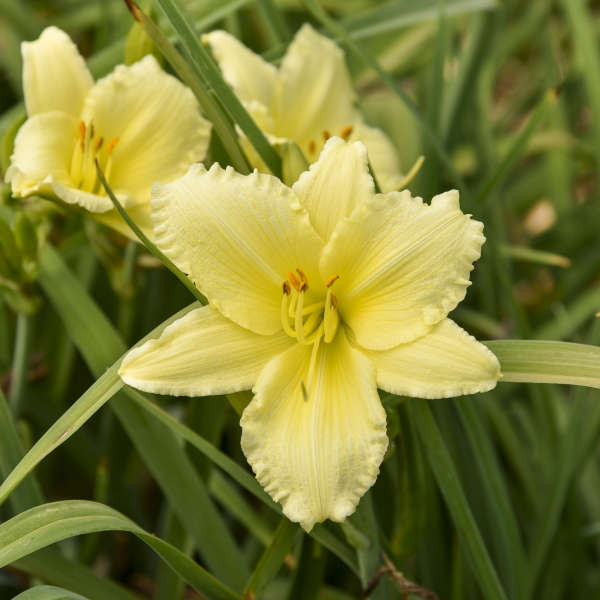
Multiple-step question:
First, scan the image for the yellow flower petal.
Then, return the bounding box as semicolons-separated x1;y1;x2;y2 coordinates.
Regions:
204;30;277;111
95;203;154;241
321;189;485;350
50;180;124;213
365;319;500;399
81;55;210;206
241;328;388;531
348;122;404;193
6;111;77;197
293;137;374;242
22;26;93;117
275;24;357;151
152;164;324;335
119;305;293;396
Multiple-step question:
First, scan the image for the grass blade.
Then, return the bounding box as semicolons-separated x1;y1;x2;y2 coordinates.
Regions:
151;0;282;176
410;400;508;600
37;246;249;589
342;0;498;40
244;518;298;597
128;5;251;174
14;551;139;600
485;340;600;388
0;365;123;508
13;585;89;600
0;501;242;600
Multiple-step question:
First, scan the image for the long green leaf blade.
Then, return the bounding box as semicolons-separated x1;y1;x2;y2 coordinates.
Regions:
0;501;241;600
484;340;600;388
410;400;508;600
153;0;282;176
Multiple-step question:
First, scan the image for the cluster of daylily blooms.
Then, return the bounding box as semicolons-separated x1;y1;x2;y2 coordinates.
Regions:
7;25;501;531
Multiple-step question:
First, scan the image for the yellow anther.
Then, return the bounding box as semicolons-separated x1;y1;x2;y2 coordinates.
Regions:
325;274;339;288
330;293;338;310
94;137;104;153
282;281;291;295
107;137;120;155
288;271;302;292
296;267;308;287
308;140;316;155
322;130;331;141
78;121;86;151
89;122;95;139
340;125;353;140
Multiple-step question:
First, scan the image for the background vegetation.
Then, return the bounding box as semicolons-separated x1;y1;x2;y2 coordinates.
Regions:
1;0;600;599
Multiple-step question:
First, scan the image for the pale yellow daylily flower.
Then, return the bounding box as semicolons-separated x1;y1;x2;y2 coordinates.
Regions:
6;26;211;237
119;138;500;531
204;24;404;191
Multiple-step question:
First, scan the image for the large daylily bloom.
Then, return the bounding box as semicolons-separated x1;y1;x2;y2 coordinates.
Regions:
6;26;211;237
119;138;500;530
204;24;404;191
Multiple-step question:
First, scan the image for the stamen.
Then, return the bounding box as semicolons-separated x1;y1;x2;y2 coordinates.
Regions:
94;137;104;153
107;137;120;155
340;125;353;140
308;140;316;155
304;324;324;400
288;290;297;318
89;122;95;139
325;274;339;288
288;271;302;292
296;267;308;285
295;289;306;344
322;130;331;141
280;287;296;338
104;138;120;184
323;288;340;343
78;121;86;152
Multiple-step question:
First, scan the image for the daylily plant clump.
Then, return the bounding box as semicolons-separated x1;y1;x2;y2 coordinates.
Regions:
120;138;500;530
4;23;501;532
6;27;211;237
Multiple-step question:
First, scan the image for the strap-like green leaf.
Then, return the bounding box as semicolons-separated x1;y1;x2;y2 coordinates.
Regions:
0;501;241;600
484;340;600;389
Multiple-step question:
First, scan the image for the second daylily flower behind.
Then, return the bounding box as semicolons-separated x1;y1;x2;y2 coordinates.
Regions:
119;138;500;531
6;26;211;237
204;24;405;191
